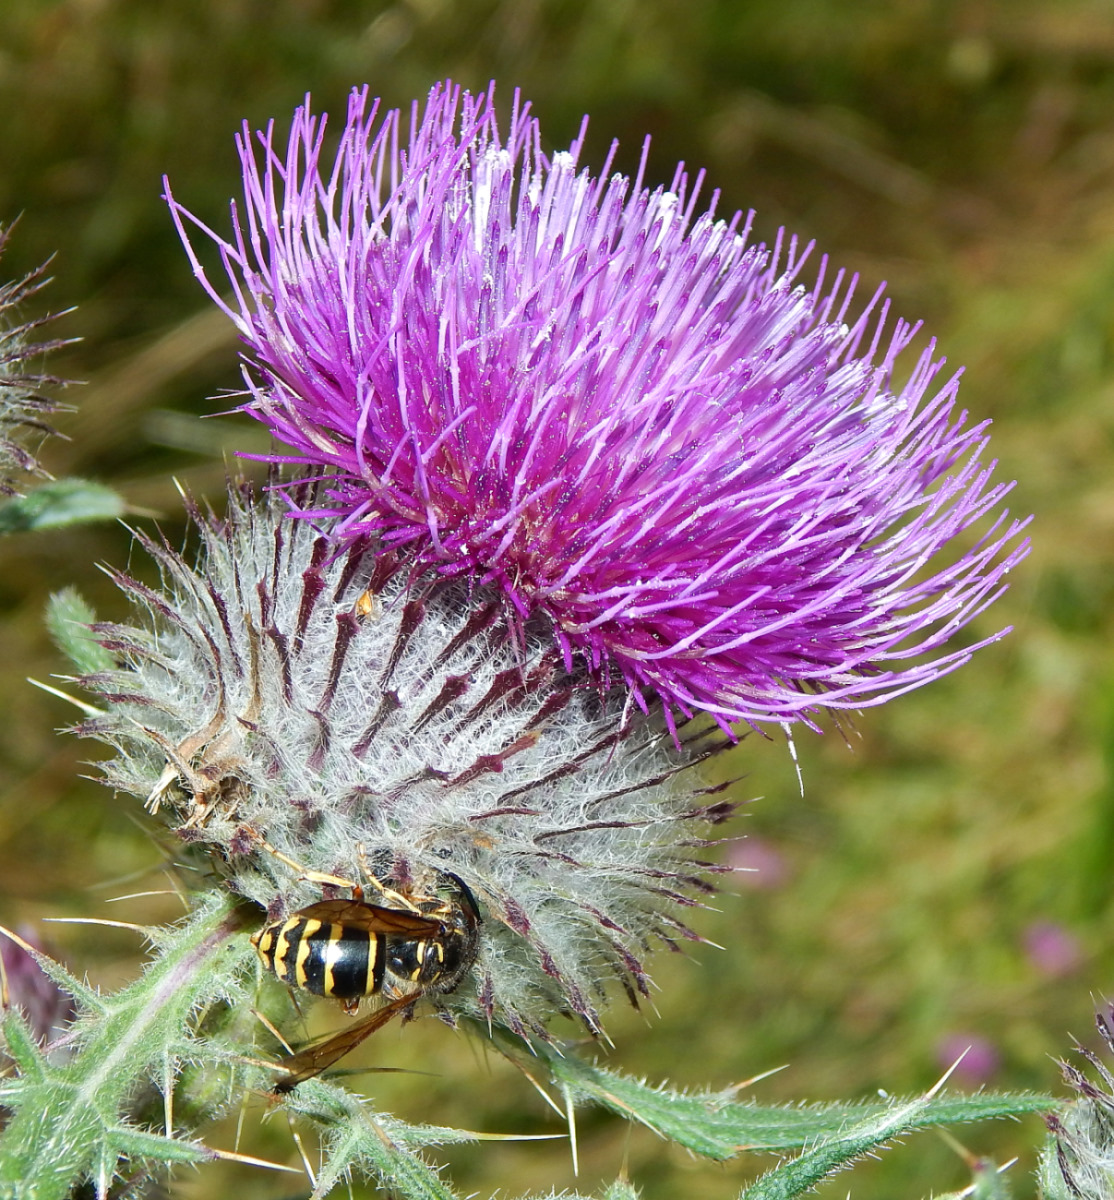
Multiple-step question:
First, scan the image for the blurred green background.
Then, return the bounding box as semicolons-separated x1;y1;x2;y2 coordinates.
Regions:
0;0;1109;1196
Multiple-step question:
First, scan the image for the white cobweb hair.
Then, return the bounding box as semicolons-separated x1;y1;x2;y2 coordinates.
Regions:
75;475;737;1038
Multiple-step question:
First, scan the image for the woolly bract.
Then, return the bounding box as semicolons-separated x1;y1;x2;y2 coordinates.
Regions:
0;228;66;494
167;82;1029;730
79;482;732;1036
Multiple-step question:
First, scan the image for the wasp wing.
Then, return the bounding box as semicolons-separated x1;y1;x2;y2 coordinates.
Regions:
272;992;417;1093
289;899;447;935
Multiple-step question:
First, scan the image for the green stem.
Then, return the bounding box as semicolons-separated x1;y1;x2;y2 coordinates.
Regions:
0;894;247;1200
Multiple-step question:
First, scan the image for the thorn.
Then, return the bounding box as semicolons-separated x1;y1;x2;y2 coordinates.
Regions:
231;1053;290;1075
286;1111;317;1186
163;867;192;913
163;1051;175;1139
42;917;153;935
724;1063;789;1092
0;923;47;962
26;677;103;717
782;722;805;797
926;1049;968;1098
935;1126;975;1166
105;890;179;903
457;1131;568;1142
564;1085;579;1177
234;1081;250;1154
206;1146;302;1173
505;1057;565;1119
252;1007;294;1056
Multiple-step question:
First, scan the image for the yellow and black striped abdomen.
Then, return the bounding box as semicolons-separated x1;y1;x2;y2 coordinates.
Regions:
254;916;385;1000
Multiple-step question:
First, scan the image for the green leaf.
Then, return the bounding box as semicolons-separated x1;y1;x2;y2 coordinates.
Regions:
0;924;105;1017
0;1010;46;1083
107;1126;210;1166
0;478;125;534
738;1091;937;1199
526;1039;1058;1163
1038;1129;1074;1200
282;1080;461;1200
0;895;250;1200
45;588;115;675
737;1094;1042;1200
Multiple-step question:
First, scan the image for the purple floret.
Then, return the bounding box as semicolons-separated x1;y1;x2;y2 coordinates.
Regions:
165;81;1029;732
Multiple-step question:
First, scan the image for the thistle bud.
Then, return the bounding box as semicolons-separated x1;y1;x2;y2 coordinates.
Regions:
0;228;67;494
78;479;733;1037
1046;1007;1114;1199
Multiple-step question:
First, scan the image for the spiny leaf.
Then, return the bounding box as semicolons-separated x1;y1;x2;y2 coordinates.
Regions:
0;923;105;1018
0;478;125;534
510;1188;639;1200
106;1126;210;1166
527;1038;1058;1163
0;895;249;1200
282;1079;460;1200
46;588;115;675
737;1094;1039;1200
0;1010;46;1083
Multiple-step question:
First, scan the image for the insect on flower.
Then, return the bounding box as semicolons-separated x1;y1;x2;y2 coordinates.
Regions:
252;858;481;1091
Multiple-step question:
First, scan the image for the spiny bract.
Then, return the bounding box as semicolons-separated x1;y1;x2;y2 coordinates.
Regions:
0;227;66;494
78;480;734;1038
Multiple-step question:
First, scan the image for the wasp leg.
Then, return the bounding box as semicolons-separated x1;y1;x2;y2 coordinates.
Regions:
249;832;358;890
354;843;421;912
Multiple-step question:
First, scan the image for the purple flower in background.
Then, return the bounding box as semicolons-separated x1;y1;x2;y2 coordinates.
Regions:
936;1033;1000;1085
725;836;791;890
1023;920;1084;978
166;81;1029;732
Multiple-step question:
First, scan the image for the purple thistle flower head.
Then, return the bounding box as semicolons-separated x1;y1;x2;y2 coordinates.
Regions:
165;81;1029;732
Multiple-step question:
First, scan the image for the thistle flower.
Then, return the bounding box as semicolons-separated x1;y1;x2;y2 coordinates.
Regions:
77;479;733;1038
166;81;1029;731
0;227;67;494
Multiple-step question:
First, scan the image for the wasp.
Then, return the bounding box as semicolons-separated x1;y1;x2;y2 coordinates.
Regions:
252;869;481;1092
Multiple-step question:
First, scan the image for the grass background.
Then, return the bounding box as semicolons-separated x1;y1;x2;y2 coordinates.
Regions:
0;1;1110;1196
